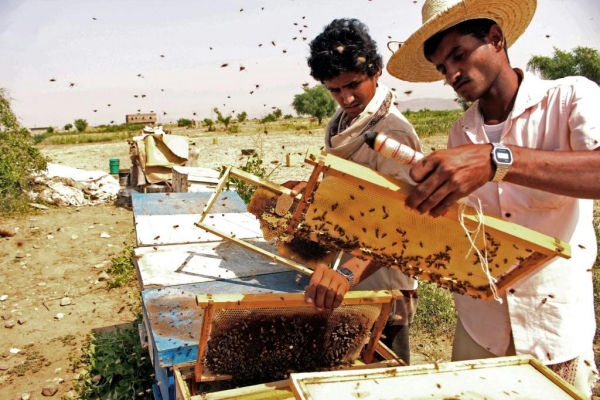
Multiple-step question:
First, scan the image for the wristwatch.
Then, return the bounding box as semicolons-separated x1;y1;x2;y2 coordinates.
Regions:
490;142;513;182
336;267;355;289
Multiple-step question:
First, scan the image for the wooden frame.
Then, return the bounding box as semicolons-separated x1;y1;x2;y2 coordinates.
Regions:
192;291;395;384
195;167;314;277
289;355;587;399
195;152;571;300
291;151;571;299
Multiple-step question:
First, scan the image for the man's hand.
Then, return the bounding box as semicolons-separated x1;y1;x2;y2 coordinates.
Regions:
305;263;349;310
281;180;307;196
405;144;494;217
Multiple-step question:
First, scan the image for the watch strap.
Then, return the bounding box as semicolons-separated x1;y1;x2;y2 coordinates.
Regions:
336;267;355;289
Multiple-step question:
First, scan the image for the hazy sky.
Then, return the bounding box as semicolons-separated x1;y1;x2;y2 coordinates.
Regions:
1;0;599;128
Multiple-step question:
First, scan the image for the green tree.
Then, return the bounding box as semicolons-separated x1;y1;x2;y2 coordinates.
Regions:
74;118;88;133
236;111;248;123
46;126;54;133
177;118;192;127
526;46;600;84
0;88;48;214
292;85;337;124
63;123;73;131
213;108;232;129
272;108;282;119
202;118;215;131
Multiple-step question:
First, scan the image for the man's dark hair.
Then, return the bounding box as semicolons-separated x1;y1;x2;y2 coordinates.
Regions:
423;18;508;61
308;18;382;82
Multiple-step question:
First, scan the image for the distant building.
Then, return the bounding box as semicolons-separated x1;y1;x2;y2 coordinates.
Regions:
126;113;157;125
29;127;53;136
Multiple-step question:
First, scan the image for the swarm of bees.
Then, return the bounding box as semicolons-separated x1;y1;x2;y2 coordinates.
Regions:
203;309;371;386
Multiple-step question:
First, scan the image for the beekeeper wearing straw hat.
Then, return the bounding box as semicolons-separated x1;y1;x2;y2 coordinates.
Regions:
387;0;600;395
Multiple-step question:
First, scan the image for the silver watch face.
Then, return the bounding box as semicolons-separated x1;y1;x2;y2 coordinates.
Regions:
493;147;512;165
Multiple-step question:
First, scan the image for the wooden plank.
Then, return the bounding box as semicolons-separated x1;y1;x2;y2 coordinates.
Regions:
202;380;294;400
290;355;584;400
287;160;324;235
200;166;231;222
528;357;589;399
194;301;213;382
132;191;246;217
195;220;314;277
135;212;262;246
361;300;392;364
196;291;393;309
134;241;290;289
174;367;192;400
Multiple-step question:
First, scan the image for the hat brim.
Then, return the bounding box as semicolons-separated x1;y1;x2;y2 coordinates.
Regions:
387;0;537;82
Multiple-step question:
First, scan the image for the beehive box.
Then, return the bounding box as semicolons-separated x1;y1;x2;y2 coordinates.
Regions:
289;355;587;399
175;291;395;397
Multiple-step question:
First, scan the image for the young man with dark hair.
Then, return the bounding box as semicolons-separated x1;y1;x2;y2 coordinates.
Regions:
291;18;422;364
385;0;600;395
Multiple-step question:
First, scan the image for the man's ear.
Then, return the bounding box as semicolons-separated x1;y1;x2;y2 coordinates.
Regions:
489;24;506;52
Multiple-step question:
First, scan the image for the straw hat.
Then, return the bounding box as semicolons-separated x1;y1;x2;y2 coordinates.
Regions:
387;0;537;82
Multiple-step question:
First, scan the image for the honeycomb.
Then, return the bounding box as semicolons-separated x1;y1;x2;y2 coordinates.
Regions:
247;187;337;267
203;305;380;386
294;176;540;298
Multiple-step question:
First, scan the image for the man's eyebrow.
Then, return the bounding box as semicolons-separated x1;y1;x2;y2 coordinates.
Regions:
326;77;363;90
435;45;460;71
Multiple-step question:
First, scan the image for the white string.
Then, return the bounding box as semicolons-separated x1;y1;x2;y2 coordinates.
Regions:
457;196;502;303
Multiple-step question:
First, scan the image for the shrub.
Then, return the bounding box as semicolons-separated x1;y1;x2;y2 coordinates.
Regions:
64;123;73;131
412;279;457;337
74;118;88;133
106;244;136;289
74;314;154;399
0;88;48;215
46;126;54;133
228;124;240;134
177;118;192;128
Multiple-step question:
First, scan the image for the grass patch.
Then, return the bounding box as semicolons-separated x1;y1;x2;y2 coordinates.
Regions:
413;279;457;338
37;131;136;145
73;315;154;399
9;347;48;377
404;109;464;137
106;244;136;289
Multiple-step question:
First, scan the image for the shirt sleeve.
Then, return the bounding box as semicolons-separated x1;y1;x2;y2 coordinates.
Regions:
567;77;600;151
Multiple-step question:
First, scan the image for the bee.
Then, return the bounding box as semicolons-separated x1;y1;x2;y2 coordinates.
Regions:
358;185;365;190
350;194;355;200
419;241;423;248
302;83;309;87
541;298;547;304
578;244;586;249
154;235;160;240
349;215;354;221
172;225;179;229
220;63;228;68
404;90;413;95
239;66;245;71
331;203;339;211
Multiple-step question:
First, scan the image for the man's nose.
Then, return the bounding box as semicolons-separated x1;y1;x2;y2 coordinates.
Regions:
342;90;355;105
446;67;461;88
